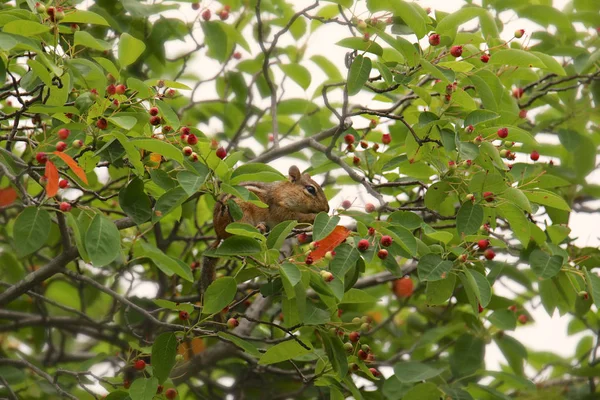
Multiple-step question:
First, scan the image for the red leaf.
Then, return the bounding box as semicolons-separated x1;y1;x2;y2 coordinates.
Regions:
45;160;59;197
0;187;18;206
53;151;88;184
309;225;351;261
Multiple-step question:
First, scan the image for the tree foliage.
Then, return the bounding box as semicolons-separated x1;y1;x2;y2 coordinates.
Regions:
0;0;600;399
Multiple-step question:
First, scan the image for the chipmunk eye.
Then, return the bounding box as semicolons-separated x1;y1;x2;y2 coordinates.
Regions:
305;185;317;196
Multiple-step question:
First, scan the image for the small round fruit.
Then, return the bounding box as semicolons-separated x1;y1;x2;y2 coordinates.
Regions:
465;193;475;202
360;141;368;149
187;134;198;145
478;303;484;313
59;202;72;212
58;128;70;139
343;342;354;353
478;239;490;250
357;239;370;252
180;126;191;136
96;118;108;130
175;354;184;362
369;119;377;129
191;2;200;10
297;233;308;243
227;318;239;329
341;200;352;209
530;150;540;161
179;310;189;321
233;52;242;60
377;249;388;260
56;141;67;152
499;149;509;158
382;133;391;145
369;368;380;377
508;305;517;312
219;10;229;20
309;241;319;250
450;45;463;57
149;107;159;116
59;179;69;189
134;360;146;371
473;135;484;145
344;134;355;145
480;54;490;63
150;116;161;126
358;349;368;360
514;29;525;38
305;256;314;265
365;203;376;213
202;9;211;20
483;249;496;260
353;156;361;166
216;147;227;160
182;146;193;156
349;331;360;342
320;271;334;282
392;277;414;298
157;385;164;394
448;160;456;169
483;191;494;202
380;235;392;247
106;84;116;95
428;33;440;46
497;127;508;138
512;87;524;99
72;140;84;148
352;317;362;324
368;227;375;236
165;388;177;400
324;251;335;261
115;84;126;95
123;380;131;389
36;152;48;164
519;109;528;118
518;314;528;324
464;125;474;134
458;253;468;263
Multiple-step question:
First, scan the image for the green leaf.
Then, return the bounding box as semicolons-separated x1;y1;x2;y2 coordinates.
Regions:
330;244;360;278
266;220;298;249
202;21;228;62
226;223;266;241
391;1;427;38
436;7;488;36
462;269;492;308
217;332;261;357
347;55;372;96
62;10;109;25
74;30;111;51
393;361;446;383
464;110;500;127
374;27;420;67
501;187;532;213
336;38;383;56
213;236;262;256
426;274;456;305
584;268;600;310
155;100;180;130
84;214;121;267
152;187;188;223
311;55;343;80
524;190;571;211
313;212;340;241
498;203;530;247
0;366;25;385
530;249;563;280
456;202;484;236
402;383;441;400
118;33;146;68
230;163;285;184
322;332;348;379
108;115;137;130
450;334;485;378
259;340;312;365
488;309;517;331
131;139;184;163
531;51;566;76
111;132;144;175
203;277;237;315
418;254;453;282
136;241;193;282
494;334;526;376
280;64;311;90
3;20;50;36
129;377;158;400
177;170;207;196
151;333;178;384
340;288;377;304
13;207;51;257
280;262;302;287
119;178;152;225
488;49;546;69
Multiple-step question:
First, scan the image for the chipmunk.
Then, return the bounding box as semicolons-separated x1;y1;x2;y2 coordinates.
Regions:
200;165;330;296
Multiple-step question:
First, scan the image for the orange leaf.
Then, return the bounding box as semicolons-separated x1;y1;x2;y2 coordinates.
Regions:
45;160;59;197
177;337;205;361
0;187;18;206
309;225;351;261
53;151;88;184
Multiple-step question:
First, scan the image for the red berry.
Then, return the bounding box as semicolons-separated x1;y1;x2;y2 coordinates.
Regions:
377;249;388;259
480;54;490;63
353;156;360;166
429;33;440;46
508;305;517;312
341;200;352;209
497;127;508;138
305;256;314;265
512;87;524;99
448;160;456;168
58;128;70;139
382;133;391;145
219;10;229;20
115;84;126;95
149;107;159;116
483;249;496;260
357;239;370;252
478;304;484;313
358;349;368;360
392;277;414;298
157;385;164;394
360;141;368;149
216;146;227;160
179;310;189;321
320;271;334;282
96;118;108;130
464;125;474;134
530;150;539;161
233;52;242;60
519;109;528;118
297;233;309;243
56;141;67;152
36;152;48;164
150;116;161;126
191;2;200;10
518;314;528;324
450;45;463;57
483;191;494;202
106;84;116;95
344;134;355;145
458;253;468;262
380;235;392;247
180;126;191;136
187;134;198;145
59;202;72;212
202;9;211;20
369;368;380;377
368;227;375;236
346;144;354;152
349;331;360;342
123;380;131;389
515;29;525;38
165;388;177;400
227;318;239;329
474;135;484;144
182;146;193;156
369;119;377;129
365;203;375;213
134;360;146;370
478;239;489;250
190;261;200;270
59;179;69;189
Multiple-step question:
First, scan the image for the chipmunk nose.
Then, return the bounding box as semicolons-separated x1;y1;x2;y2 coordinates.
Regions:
324;203;330;213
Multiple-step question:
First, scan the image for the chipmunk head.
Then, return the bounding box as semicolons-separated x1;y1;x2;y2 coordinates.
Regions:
286;165;329;213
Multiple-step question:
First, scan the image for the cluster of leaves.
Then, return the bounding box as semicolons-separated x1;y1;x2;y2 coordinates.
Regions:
0;0;600;399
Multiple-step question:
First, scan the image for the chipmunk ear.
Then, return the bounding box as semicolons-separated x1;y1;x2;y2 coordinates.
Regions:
288;165;301;183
